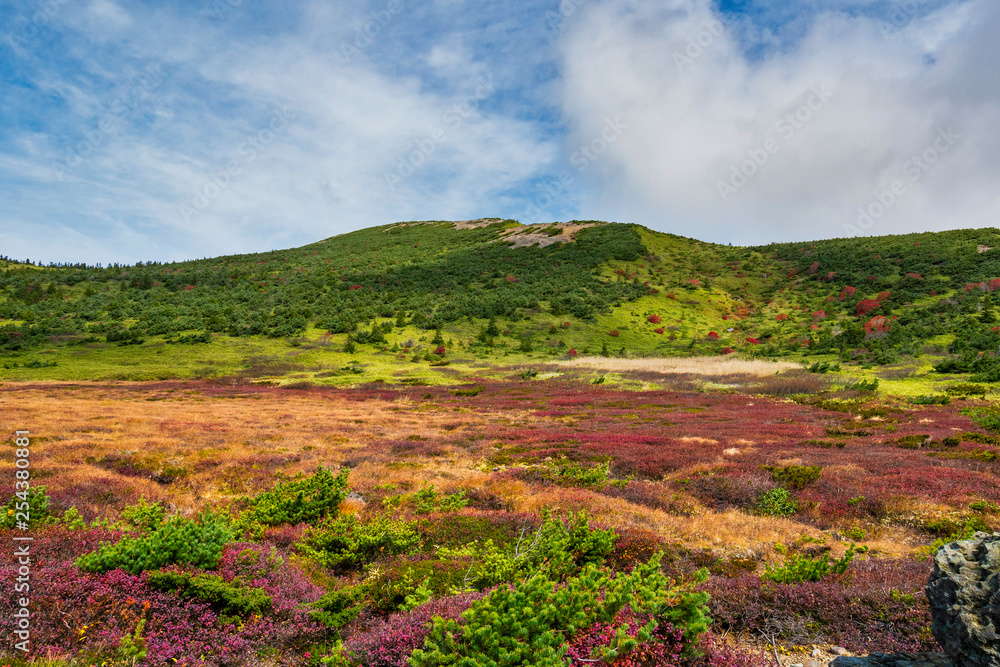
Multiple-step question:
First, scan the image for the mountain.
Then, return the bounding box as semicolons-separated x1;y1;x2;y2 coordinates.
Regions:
2;219;1000;383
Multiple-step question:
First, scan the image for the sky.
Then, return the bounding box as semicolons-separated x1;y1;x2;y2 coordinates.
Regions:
1;0;998;264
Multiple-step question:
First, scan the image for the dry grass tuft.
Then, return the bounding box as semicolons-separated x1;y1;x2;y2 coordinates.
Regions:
558;355;799;376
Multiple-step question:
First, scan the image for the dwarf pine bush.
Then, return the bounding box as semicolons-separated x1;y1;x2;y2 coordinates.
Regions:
762;544;855;584
242;466;350;528
75;510;232;574
410;554;710;667
147;570;272;619
296;513;420;570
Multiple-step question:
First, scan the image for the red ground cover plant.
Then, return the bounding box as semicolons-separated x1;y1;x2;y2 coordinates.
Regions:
648;314;663;324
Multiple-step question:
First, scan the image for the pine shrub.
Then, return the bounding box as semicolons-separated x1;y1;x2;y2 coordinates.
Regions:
75;510;232;574
242;466;350;528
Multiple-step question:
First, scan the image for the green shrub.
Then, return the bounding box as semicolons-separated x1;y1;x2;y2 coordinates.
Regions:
296;514;420;570
0;485;53;530
946;383;989;397
241;466;350;528
762;544;855;584
309;586;365;630
76;510;232;574
909;394;951;406
120;496;166;531
844;379;879;392
754;488;798;517
764;465;823;489
410;555;710;667
147;570;271;620
961;406;1000;434
385;484;469;514
451;386;484;397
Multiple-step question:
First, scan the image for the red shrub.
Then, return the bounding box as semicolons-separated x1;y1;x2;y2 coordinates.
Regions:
567;348;578;357
654;328;664;334
826;272;836;281
707;332;720;340
812;310;827;322
688;279;700;287
876;290;891;302
856;299;882;316
808;261;820;274
745;337;758;344
722;347;734;354
648;314;662;324
864;316;890;340
905;272;923;280
776;314;789;321
609;330;620;337
433;345;446;356
348;285;363;290
839;286;856;301
561;321;571;329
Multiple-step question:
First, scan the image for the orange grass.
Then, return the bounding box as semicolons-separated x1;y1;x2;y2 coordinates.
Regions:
0;381;939;558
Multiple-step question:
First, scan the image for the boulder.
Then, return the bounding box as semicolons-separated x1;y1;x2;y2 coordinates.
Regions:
925;531;1000;667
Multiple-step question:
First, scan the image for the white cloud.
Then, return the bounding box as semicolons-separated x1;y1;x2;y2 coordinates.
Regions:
557;0;1000;243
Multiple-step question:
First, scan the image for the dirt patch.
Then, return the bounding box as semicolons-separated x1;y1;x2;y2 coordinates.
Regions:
497;222;600;248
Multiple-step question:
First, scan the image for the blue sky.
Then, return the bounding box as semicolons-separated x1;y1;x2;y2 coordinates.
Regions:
1;0;998;264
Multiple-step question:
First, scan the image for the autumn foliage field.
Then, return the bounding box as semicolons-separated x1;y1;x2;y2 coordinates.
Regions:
1;375;998;666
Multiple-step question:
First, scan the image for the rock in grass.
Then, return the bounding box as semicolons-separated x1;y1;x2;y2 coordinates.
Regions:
925;531;1000;667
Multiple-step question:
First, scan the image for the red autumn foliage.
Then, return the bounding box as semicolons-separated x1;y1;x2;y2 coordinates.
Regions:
721;347;734;354
567;348;578;357
905;272;922;280
433;346;446;356
864;316;890;339
812;310;827;322
745;337;758;344
856;299;882;316
807;261;820;274
654;328;664;334
561;322;571;329
348;285;363;290
776;314;789;321
839;286;856;301
647;314;662;324
707;332;719;340
876;290;891;302
609;330;620;337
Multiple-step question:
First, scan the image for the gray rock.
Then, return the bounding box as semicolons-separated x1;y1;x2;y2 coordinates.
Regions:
832;647;852;656
925;532;1000;667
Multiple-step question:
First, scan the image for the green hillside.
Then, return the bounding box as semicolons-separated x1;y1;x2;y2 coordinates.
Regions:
2;219;1000;385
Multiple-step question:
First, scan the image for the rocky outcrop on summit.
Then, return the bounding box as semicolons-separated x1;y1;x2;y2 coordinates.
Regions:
925;532;1000;667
